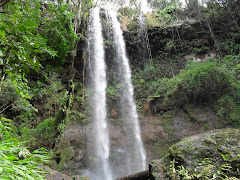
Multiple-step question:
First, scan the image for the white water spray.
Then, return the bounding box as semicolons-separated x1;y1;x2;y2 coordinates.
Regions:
87;7;112;180
109;11;146;173
137;0;152;13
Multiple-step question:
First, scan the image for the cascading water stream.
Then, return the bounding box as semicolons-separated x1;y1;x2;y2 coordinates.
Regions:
86;3;147;179
108;11;146;173
87;7;112;180
84;0;207;177
137;0;152;14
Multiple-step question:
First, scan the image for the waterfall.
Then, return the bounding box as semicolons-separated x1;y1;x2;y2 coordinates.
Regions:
86;4;147;179
108;11;146;173
87;7;112;180
137;0;152;13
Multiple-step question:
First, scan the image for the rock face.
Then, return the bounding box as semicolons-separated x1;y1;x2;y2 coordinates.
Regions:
43;167;73;180
43;167;90;180
55;105;220;177
53;122;88;176
150;129;240;179
142;105;220;161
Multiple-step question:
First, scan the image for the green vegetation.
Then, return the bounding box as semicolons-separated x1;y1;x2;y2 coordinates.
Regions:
153;61;233;104
39;3;78;68
0;118;50;179
0;0;92;175
156;3;179;27
143;56;240;126
118;7;137;18
153;138;169;158
166;156;240;180
158;129;240;179
0;0;240;177
34;117;56;145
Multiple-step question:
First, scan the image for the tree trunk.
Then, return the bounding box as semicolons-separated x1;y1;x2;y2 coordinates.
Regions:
82;50;86;103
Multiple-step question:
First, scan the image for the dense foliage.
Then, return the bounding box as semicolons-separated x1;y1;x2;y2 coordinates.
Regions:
0;118;49;179
0;0;89;175
39;2;78;68
152;61;234;104
132;54;240;126
0;0;77;71
126;0;240;126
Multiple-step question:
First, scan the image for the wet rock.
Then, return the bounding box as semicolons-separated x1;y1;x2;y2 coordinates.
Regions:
141;115;169;161
141;106;219;161
172;106;219;140
150;129;240;179
43;167;73;180
57;104;220;176
54;122;88;175
149;159;165;180
116;170;149;180
72;175;91;180
168;129;240;169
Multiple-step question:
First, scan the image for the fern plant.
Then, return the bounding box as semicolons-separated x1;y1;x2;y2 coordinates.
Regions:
0;118;50;180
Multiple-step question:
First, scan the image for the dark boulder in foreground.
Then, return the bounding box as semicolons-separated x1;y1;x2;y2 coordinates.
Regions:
150;129;240;180
116;170;149;180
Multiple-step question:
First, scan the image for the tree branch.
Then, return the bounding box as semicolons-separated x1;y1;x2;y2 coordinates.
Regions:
0;103;13;114
0;0;10;7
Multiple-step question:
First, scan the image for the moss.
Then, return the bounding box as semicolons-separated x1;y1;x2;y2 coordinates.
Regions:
151;172;158;178
57;147;73;171
169;145;184;160
55;140;73;172
156;111;175;137
153;139;169;158
145;14;162;27
155;129;240;179
183;104;195;122
161;153;173;174
118;13;131;25
203;122;209;130
182;141;195;155
204;136;217;145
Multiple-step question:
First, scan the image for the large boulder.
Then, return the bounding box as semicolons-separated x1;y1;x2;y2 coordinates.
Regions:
150;129;240;179
43;167;73;180
43;167;90;180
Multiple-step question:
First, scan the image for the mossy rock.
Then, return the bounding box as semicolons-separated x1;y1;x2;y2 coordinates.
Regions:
150;129;240;179
167;129;240;169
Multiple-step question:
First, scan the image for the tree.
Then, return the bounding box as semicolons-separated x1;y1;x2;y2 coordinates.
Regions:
0;0;58;91
0;0;10;7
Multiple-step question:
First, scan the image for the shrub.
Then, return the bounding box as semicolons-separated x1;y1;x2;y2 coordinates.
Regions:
0;118;49;179
217;95;240;127
35;118;56;139
152;61;233;107
156;3;179;26
0;75;37;124
39;2;78;68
